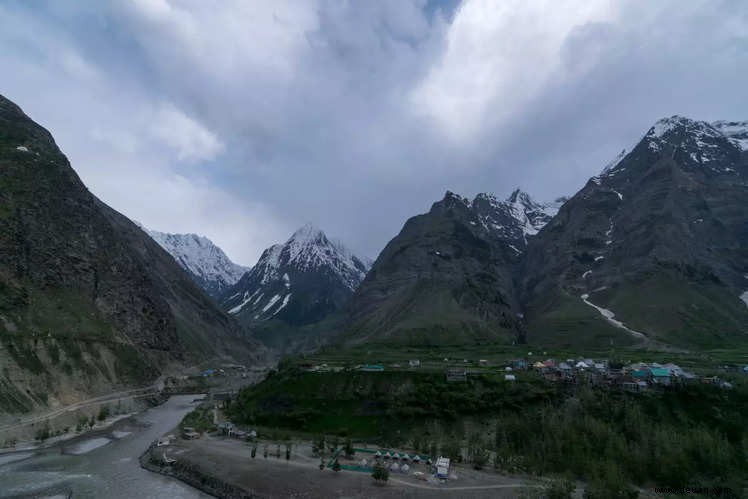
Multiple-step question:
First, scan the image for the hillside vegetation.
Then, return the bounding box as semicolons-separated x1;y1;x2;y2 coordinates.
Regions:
228;365;748;493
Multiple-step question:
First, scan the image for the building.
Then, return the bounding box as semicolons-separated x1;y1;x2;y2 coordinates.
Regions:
218;422;236;436
510;359;528;370
649;367;671;386
622;381;648;393
436;456;451;478
446;368;467;382
360;364;385;372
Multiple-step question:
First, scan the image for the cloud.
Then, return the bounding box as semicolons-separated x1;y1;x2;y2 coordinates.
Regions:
0;0;747;265
411;0;617;141
149;102;224;162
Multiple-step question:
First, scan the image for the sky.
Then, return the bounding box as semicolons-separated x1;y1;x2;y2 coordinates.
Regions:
1;0;747;266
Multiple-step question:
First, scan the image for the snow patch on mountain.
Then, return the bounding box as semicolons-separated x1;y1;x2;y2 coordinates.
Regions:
284;224;369;290
581;294;646;339
472;190;565;249
643;116;745;169
712;121;748;151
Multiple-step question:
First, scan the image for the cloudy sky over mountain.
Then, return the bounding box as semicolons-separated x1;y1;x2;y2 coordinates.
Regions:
1;0;746;265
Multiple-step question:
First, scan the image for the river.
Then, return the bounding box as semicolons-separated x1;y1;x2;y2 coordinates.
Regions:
0;395;211;499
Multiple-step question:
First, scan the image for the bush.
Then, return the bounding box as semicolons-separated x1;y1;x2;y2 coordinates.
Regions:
545;477;575;499
372;462;389;482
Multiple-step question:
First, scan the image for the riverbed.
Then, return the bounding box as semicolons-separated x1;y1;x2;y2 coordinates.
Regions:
0;395;212;498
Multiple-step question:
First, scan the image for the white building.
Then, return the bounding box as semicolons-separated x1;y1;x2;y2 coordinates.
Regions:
436;456;450;478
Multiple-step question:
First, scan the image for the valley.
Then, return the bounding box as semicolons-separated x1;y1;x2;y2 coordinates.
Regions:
2;91;748;498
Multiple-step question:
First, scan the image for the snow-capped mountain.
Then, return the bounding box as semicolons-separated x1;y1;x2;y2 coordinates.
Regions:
221;224;370;327
600;116;748;179
521;114;748;349
145;229;249;300
472;189;566;249
346;188;563;345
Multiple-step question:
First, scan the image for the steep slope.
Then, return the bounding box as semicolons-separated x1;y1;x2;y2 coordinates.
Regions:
146;229;248;300
0;95;262;414
521;116;748;348
345;190;559;345
221;224;369;350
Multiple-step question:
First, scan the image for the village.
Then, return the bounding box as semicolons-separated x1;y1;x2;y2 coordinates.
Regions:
299;354;747;393
134;349;748;497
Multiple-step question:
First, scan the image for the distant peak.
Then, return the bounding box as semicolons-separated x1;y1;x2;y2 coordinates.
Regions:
647;115;716;139
441;190;472;208
507;188;531;204
288;223;326;243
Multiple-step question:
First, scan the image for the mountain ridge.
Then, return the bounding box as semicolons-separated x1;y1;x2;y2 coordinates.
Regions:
145;228;248;300
0;94;263;414
345;114;748;349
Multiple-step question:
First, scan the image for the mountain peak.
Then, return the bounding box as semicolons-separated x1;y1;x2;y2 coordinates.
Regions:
145;228;248;299
222;224;370;323
289;222;325;242
507;188;529;204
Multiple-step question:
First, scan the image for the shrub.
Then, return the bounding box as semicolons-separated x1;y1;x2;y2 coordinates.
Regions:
372;462;389;483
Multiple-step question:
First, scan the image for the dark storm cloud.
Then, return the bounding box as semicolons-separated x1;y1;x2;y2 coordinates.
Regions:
0;0;746;265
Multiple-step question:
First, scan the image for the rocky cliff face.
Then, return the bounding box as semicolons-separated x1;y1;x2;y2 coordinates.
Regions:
346;116;748;349
345;190;557;345
520;116;748;348
0;95;263;414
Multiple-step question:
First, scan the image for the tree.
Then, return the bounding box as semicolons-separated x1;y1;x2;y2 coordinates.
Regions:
471;447;490;470
545;477;575;499
584;464;638;499
372;462;389;483
329;436;340;455
344;438;354;458
441;437;462;462
312;435;326;456
332;459;341;472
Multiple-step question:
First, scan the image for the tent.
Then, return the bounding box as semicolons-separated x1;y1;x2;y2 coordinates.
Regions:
413;455;421;462
401;463;410;473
